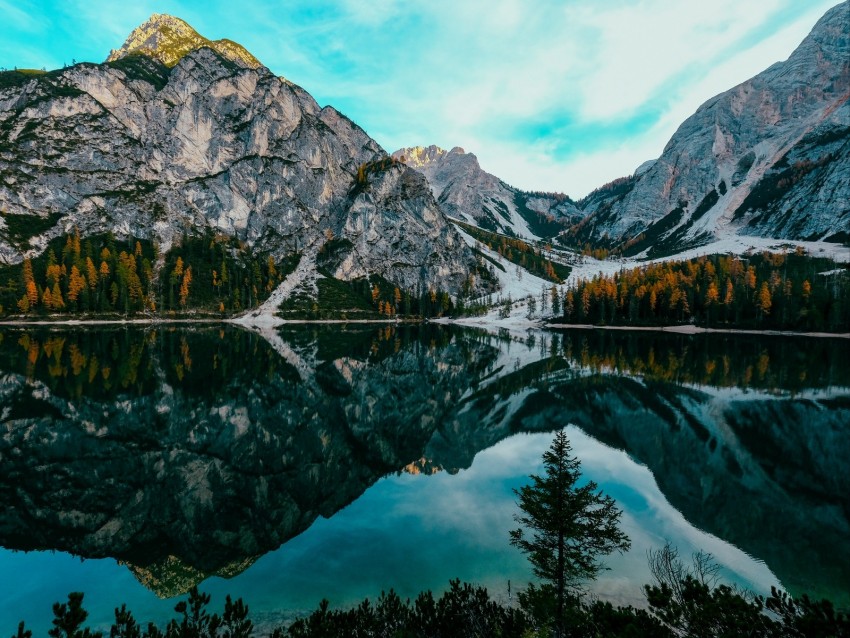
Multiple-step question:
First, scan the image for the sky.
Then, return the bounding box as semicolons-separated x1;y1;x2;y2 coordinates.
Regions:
0;0;841;197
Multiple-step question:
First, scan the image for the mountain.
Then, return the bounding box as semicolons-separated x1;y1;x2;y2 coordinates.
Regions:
568;1;850;255
392;145;585;240
105;14;262;69
401;3;848;256
0;15;479;298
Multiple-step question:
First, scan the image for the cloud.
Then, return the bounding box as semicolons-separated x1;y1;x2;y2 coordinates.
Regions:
258;0;836;197
0;0;840;197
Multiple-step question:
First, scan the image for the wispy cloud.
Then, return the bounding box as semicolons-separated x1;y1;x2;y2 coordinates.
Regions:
0;0;840;196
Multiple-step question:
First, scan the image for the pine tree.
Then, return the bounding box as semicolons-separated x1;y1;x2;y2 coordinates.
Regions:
67;265;86;305
757;281;772;319
510;431;630;637
179;266;193;307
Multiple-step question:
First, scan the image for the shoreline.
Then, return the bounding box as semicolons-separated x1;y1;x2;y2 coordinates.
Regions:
0;317;223;326
0;316;418;327
0;316;847;339
544;323;850;339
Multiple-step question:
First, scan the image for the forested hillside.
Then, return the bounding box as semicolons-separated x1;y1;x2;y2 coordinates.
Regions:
0;230;291;317
561;250;849;332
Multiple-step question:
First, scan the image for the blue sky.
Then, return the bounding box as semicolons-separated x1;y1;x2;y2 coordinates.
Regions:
0;0;840;197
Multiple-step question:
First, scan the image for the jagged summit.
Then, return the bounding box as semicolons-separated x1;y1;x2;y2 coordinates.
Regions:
393;145;584;239
106;13;262;69
394;145;466;168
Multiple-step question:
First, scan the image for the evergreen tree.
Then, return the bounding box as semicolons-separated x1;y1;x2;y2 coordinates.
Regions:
48;593;99;638
510;430;630;637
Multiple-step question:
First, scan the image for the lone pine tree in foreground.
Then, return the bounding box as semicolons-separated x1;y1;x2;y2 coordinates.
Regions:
510;430;631;637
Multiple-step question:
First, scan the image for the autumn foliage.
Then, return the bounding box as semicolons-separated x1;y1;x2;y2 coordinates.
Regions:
561;250;849;331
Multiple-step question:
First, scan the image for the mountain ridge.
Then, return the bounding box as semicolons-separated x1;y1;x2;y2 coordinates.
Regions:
0;17;484;304
106;13;263;69
567;0;850;254
399;2;849;255
392;144;584;241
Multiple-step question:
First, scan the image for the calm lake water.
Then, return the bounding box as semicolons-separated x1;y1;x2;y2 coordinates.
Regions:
0;324;848;632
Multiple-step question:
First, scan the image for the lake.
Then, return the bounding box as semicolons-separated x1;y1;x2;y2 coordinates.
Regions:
0;324;848;632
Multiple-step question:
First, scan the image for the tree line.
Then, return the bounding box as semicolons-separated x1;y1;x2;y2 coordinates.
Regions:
560;250;849;331
0;231;293;317
158;234;294;313
0;230;157;314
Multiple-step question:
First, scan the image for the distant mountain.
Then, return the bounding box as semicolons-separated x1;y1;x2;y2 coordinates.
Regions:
568;0;850;255
402;2;849;256
0;15;480;298
393;145;585;240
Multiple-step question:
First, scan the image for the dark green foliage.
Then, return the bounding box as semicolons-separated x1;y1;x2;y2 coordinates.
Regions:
690;189;719;223
49;593;101;638
105;55;171;91
11;622;32;638
577;175;638;210
277;272;474;320
0;211;63;248
765;587;850;637
518;584;673;638
111;605;141;638
645;577;849;637
0;229;295;317
645;577;778;637
0;231;157;316
158;233;295;313
615;206;684;258
470;246;505;273
734;149;841;221
219;596;253;638
510;430;630;635
315;238;354;273
11;576;849;638
0;67;82;101
166;588;220;638
0;68;48;90
512;193;570;239
351;156;404;194
286;580;529;638
643;544;850;637
455;220;570;283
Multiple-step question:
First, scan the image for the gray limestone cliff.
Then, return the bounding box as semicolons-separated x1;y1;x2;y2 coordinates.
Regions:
398;3;849;254
393;145;584;240
0;15;479;295
571;1;850;253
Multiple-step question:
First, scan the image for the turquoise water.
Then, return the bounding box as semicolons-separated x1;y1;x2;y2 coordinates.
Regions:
0;325;847;631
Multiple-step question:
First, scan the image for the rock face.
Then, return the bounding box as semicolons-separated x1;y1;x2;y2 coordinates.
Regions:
399;3;849;253
572;1;850;252
105;14;262;69
0;15;478;294
393;145;584;240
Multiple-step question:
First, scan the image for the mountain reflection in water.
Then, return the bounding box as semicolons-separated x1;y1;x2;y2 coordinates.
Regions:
0;325;847;626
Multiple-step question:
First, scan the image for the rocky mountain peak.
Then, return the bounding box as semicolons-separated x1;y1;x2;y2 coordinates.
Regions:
106;13;262;69
393;145;449;168
392;144;585;239
566;0;850;253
